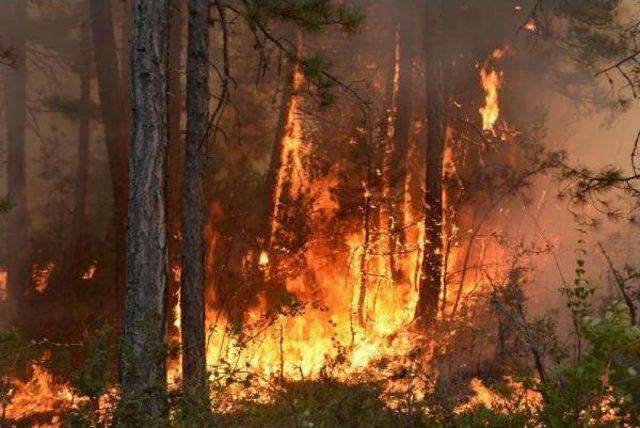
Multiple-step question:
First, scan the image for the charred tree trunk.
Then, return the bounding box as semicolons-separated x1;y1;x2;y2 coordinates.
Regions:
357;132;375;326
72;30;92;262
381;24;400;285
167;0;185;362
263;60;295;249
415;0;446;327
262;28;301;254
181;0;209;405
3;0;29;314
390;3;415;279
89;0;130;315
259;29;302;309
120;0;170;422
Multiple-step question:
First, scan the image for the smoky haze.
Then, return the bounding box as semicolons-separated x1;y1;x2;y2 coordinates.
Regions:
1;0;640;424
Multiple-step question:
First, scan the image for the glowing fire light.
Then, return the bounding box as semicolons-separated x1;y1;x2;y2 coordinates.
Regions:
168;264;182;387
270;66;306;245
258;250;270;268
479;52;504;133
0;269;6;301
455;378;543;414
479;68;502;132
524;18;537;32
81;261;97;280
32;262;55;293
3;352;76;423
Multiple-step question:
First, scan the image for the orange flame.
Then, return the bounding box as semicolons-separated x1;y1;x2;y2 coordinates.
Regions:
3;352;76;423
455;377;543;414
32;262;55;294
0;269;6;301
270;67;306;245
81;261;97;280
523;18;537;32
479;67;502;132
258;251;270;269
167;264;182;387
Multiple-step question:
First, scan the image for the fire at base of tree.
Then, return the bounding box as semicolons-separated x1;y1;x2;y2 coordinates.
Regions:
1;0;640;427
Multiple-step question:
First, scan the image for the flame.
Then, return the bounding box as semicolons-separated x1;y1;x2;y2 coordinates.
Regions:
258;251;270;269
167;264;182;387
205;155;424;385
455;377;543;414
3;352;76;424
0;269;6;301
270;66;306;245
32;262;55;294
81;261;97;280
523;18;537;32
200;33;430;387
479;67;502;132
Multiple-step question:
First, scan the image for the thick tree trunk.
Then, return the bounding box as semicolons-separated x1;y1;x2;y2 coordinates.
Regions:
72;33;92;261
89;0;130;313
167;0;185;362
181;0;209;406
120;0;170;423
3;0;29;313
415;0;446;327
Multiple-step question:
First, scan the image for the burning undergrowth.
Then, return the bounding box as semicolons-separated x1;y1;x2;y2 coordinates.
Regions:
2;1;640;426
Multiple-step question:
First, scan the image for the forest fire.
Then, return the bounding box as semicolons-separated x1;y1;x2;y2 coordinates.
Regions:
81;261;97;280
0;269;6;301
32;262;55;294
3;353;75;423
479;65;503;132
2;1;640;426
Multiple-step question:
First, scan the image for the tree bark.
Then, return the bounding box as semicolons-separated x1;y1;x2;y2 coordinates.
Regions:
89;0;130;313
390;3;415;279
167;0;185;362
120;0;132;88
263;61;295;248
262;27;300;252
2;0;29;313
181;0;209;406
120;0;170;423
72;29;92;262
415;0;446;328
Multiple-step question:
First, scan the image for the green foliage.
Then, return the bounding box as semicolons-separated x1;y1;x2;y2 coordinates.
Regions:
243;0;363;33
0;196;10;213
221;381;401;428
0;329;31;419
540;301;640;426
62;325;115;427
70;325;112;400
449;404;531;428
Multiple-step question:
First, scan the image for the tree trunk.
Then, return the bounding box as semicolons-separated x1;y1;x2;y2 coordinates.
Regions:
120;0;132;88
263;61;295;248
181;0;209;406
390;2;415;268
167;0;185;364
89;0;130;314
262;27;301;252
259;29;302;308
415;0;446;327
72;30;92;262
2;0;29;314
120;0;170;423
